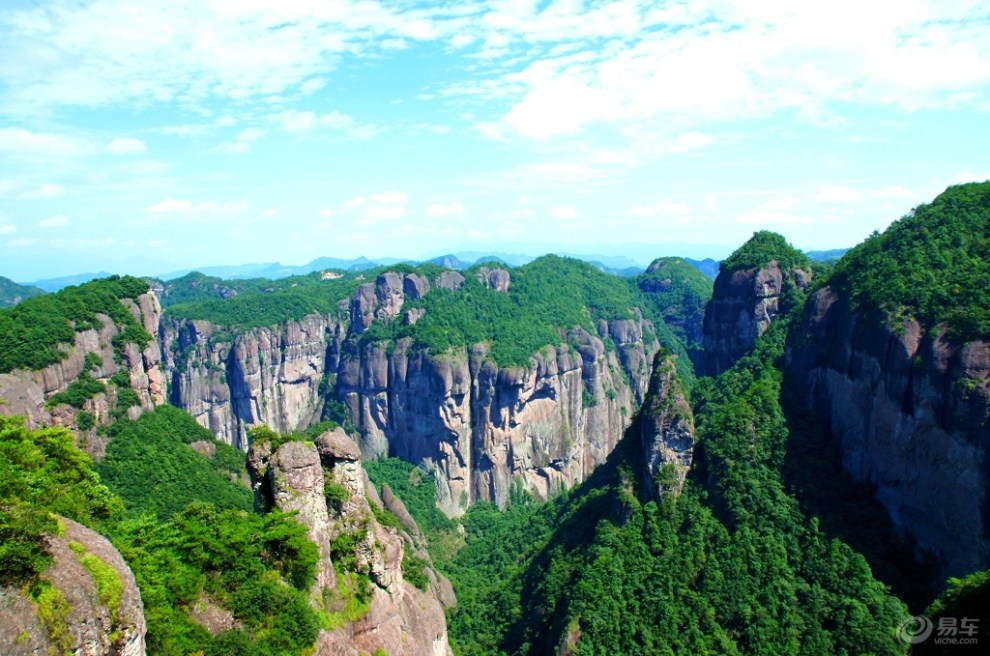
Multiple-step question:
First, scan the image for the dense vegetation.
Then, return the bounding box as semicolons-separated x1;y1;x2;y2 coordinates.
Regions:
162;270;364;329
0;275;44;308
633;256;712;368
720;230;811;274
377;322;911;655
829;181;990;341
97;406;253;519
0;415;122;585
0;275;151;373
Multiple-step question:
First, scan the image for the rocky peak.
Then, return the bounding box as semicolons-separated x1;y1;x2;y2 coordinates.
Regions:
639;351;695;498
475;267;511;292
246;439;337;593
0;517;146;656
434;270;465;291
702;257;810;376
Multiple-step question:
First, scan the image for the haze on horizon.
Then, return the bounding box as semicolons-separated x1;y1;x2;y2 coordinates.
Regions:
1;0;989;281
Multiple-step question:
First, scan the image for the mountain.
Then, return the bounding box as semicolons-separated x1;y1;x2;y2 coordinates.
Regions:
787;182;990;581
28;271;115;292
805;247;848;262
685;256;720;279
701;231;811;376
0;276;44;308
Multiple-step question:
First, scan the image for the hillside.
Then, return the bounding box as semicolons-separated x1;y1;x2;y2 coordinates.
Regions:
0;276;44;308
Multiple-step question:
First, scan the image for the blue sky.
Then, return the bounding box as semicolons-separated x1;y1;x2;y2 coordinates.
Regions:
1;0;989;281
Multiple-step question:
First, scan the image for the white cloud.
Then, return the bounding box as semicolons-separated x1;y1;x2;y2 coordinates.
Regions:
369;191;407;205
342;196;366;209
873;185;919;200
425;203;464;217
318;207;334;217
5;238;39;248
628;201;691;217
952;171;990;184
552;205;578;219
0;128;92;158
0;223;16;235
39;214;69;228
215;128;265;153
737;196;812;225
107;137;147;154
263;208;277;218
148;198;192;213
23;183;66;199
363;205;405;222
816;185;862;203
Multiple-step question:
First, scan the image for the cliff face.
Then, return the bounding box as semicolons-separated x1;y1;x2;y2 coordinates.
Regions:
163;270;658;514
702;261;809;375
0;292;166;455
639;352;695;499
0;517;146;656
246;430;453;656
787;287;990;578
160;313;347;448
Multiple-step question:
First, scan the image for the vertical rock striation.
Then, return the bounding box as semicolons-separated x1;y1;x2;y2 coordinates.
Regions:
639;351;695;499
787;287;990;578
702;260;809;376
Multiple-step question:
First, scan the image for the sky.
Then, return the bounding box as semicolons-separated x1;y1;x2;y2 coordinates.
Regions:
1;0;990;281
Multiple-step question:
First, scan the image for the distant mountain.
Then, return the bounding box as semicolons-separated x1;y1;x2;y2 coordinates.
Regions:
805;248;848;262
684;257;719;279
28;271;115;292
0;276;45;307
425;254;468;270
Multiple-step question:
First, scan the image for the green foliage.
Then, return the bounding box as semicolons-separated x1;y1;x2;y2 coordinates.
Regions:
28;578;73;654
720;230;811;274
163;272;362;329
363;459;456;537
79;551;124;621
634;256;712;349
0;502;58;585
110;503;320;656
0;415;122;525
420;324;909;656
402;552;430;591
97;406;252;519
0;275;45;308
0;275;151;373
828;182;990;342
76;410;96;431
915;570;990;655
45;371;107;409
361;256;659;367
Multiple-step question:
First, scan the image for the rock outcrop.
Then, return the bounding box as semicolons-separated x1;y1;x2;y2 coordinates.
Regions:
639;351;695;499
162;271;659;514
246;430;453;656
0;292;166;454
702;260;809;375
161;314;347;448
787;287;990;579
0;517;146;656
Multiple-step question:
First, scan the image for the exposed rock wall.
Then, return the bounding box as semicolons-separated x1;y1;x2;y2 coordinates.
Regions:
0;292;166;452
787;287;990;578
162;271;658;514
247;431;453;656
702;261;809;375
161;313;347;448
639;351;695;499
0;517;146;656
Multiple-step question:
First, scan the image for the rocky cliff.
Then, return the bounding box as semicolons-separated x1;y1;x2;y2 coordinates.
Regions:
639;351;695;499
163;268;659;515
787;287;990;578
161;313;347;448
247;429;453;656
0;517;146;656
0;292;166;456
702;260;810;376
